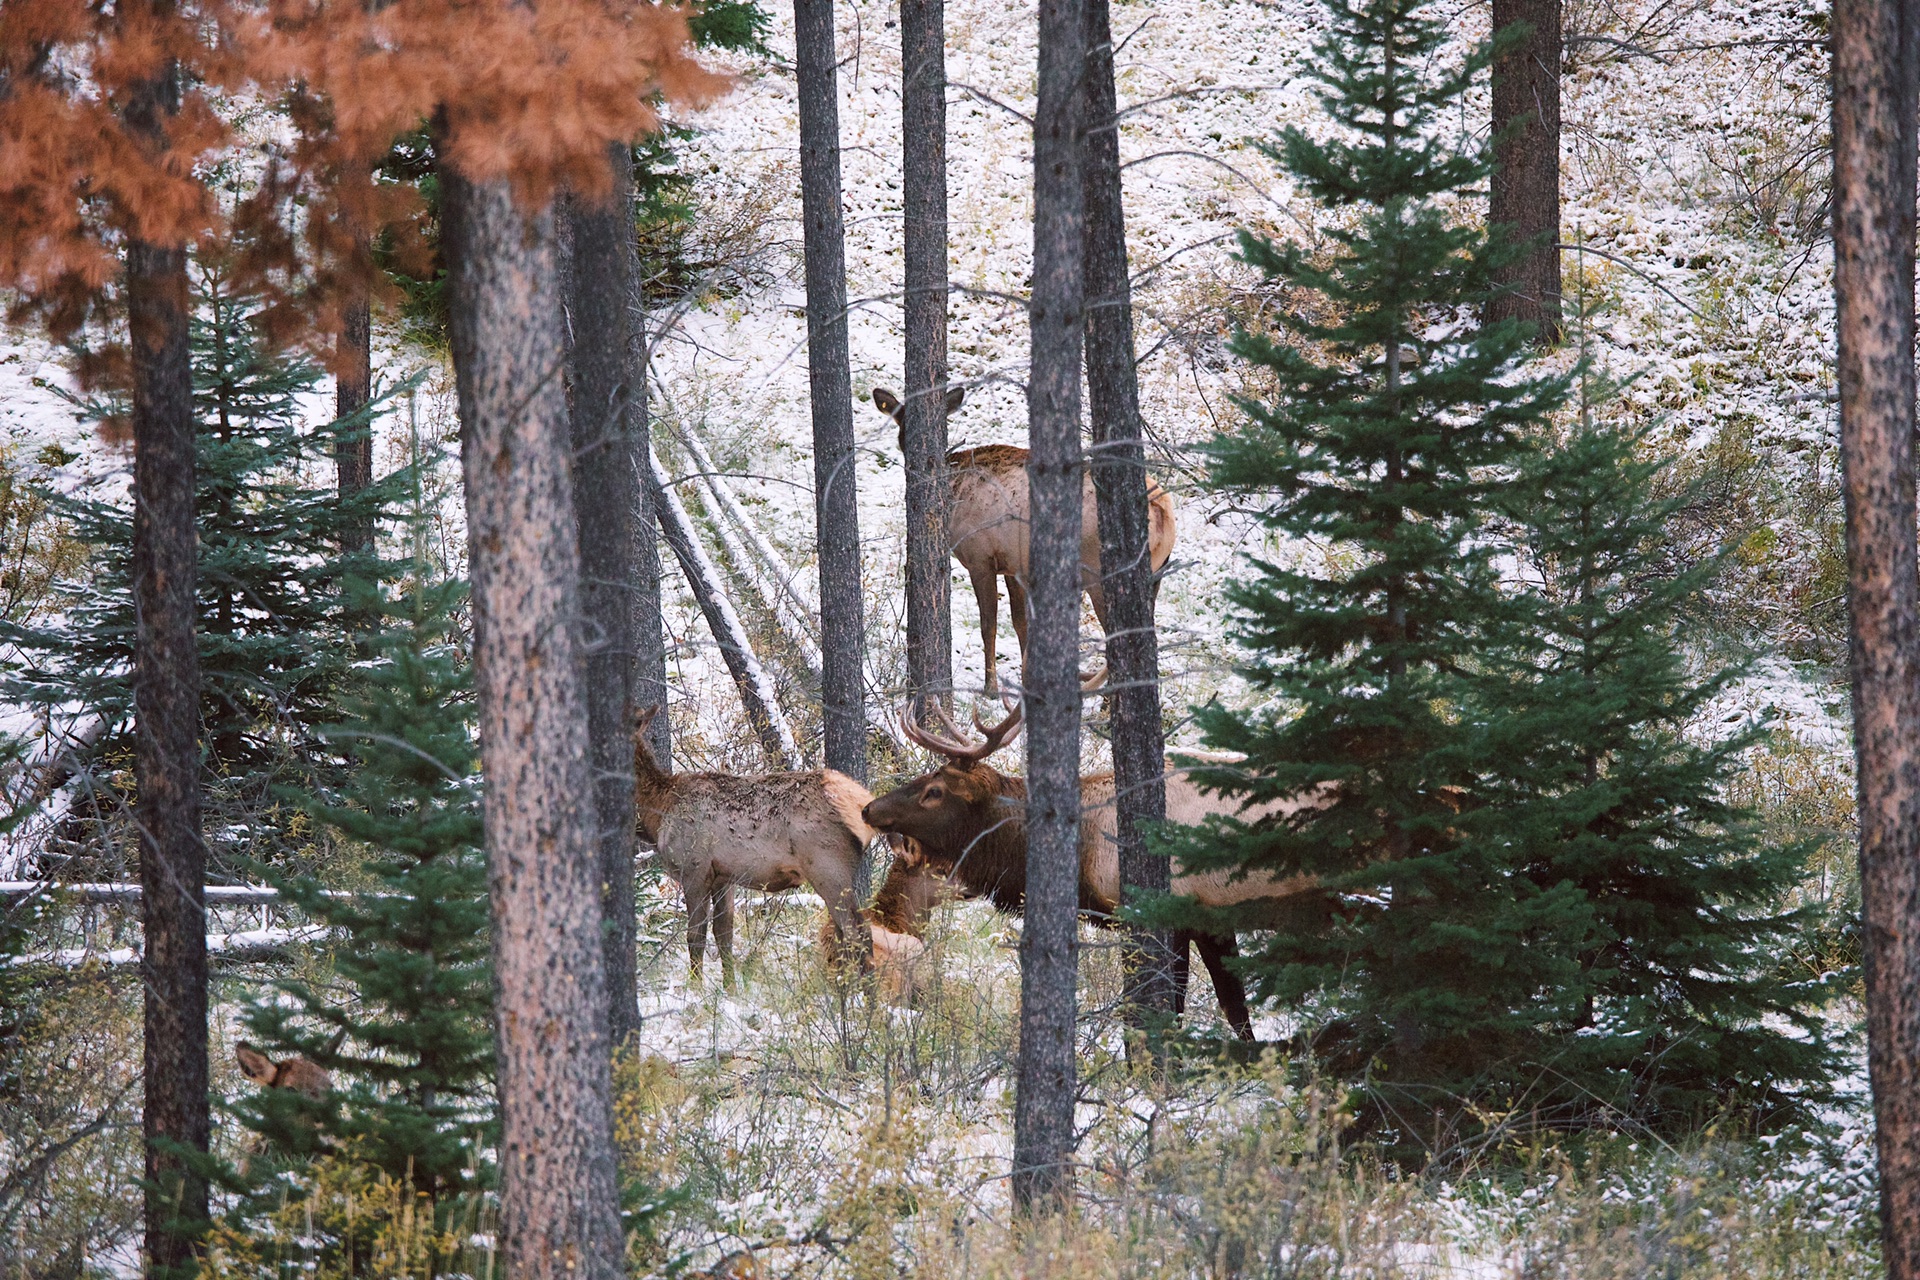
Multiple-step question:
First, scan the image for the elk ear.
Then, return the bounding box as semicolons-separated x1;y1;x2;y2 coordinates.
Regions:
944;385;965;415
895;837;924;868
235;1042;276;1085
871;388;902;421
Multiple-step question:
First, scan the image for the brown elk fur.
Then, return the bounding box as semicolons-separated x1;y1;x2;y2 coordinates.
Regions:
234;1042;333;1100
872;387;1178;693
633;707;875;985
861;742;1331;1039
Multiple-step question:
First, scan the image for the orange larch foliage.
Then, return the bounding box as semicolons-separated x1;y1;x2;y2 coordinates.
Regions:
1;0;723;349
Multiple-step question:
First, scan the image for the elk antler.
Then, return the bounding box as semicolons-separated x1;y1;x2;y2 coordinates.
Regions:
900;696;1024;763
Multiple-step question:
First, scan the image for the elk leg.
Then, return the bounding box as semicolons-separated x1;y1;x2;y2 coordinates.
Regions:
1195;932;1255;1042
684;874;710;980
970;564;1001;696
812;852;874;975
1005;576;1031;658
1170;930;1192;1018
713;882;737;991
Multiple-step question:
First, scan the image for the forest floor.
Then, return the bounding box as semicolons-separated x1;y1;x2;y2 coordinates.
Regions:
0;0;1879;1273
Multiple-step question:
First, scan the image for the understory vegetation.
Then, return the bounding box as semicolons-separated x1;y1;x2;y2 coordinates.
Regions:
0;0;1878;1274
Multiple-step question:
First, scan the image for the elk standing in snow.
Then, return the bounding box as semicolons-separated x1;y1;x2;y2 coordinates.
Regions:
861;697;1327;1040
633;706;876;985
872;387;1178;694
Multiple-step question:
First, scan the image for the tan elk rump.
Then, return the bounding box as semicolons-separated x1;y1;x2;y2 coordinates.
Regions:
872;387;1178;693
634;706;876;985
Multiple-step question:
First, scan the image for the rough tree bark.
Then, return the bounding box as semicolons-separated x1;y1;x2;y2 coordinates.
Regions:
627;208;673;774
126;55;210;1276
793;0;868;784
567;144;643;1048
901;0;953;712
1488;0;1561;340
336;173;375;555
1012;0;1086;1213
1833;3;1920;1275
1081;0;1176;1025
441;164;625;1280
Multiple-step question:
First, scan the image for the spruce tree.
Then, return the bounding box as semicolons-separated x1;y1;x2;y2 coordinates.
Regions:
1159;0;1578;1114
5;268;401;873
234;575;494;1203
1479;355;1840;1128
1162;0;1838;1139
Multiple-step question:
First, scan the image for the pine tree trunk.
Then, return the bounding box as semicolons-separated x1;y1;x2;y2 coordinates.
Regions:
901;0;953;712
336;255;375;553
1081;0;1176;1025
793;0;868;784
1833;4;1920;1276
627;205;673;774
441;164;624;1280
1013;0;1086;1213
1488;0;1561;340
568;145;643;1048
125;59;210;1277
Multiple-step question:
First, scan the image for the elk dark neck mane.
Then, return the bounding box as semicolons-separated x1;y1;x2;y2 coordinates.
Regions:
930;767;1034;915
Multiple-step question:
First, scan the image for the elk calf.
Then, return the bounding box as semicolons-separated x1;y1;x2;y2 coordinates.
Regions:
634;706;876;986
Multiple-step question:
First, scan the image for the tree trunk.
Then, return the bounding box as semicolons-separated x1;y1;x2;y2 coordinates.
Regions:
648;448;805;769
627;204;673;775
793;0;868;785
1081;0;1176;1026
1833;3;1920;1276
901;0;953;713
568;145;643;1049
1488;0;1561;340
441;163;625;1280
124;58;210;1278
336;256;375;553
1012;0;1086;1214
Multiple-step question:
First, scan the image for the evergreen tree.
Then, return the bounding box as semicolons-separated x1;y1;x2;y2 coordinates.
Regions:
4;267;403;873
1161;0;1837;1140
235;574;494;1203
1158;0;1579;1119
1478;355;1840;1128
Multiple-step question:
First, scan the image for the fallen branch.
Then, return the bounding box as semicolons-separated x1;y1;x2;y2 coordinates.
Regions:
675;426;908;752
647;445;805;768
676;425;824;669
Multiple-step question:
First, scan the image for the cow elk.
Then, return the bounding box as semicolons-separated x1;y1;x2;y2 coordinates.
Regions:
634;706;876;986
234;1041;333;1100
862;696;1327;1040
872;386;1178;694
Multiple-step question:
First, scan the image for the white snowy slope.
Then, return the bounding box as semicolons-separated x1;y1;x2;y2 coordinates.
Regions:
644;0;1845;770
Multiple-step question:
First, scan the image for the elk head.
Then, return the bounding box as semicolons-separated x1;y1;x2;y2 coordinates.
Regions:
861;696;1023;856
871;385;966;454
235;1041;333;1100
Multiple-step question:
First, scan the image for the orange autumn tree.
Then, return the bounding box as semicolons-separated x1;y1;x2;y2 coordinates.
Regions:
2;7;245;1273
2;4;717;1275
237;8;722;1279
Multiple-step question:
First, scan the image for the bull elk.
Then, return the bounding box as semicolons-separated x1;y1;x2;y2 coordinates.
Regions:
872;386;1178;695
861;695;1326;1040
634;706;876;986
